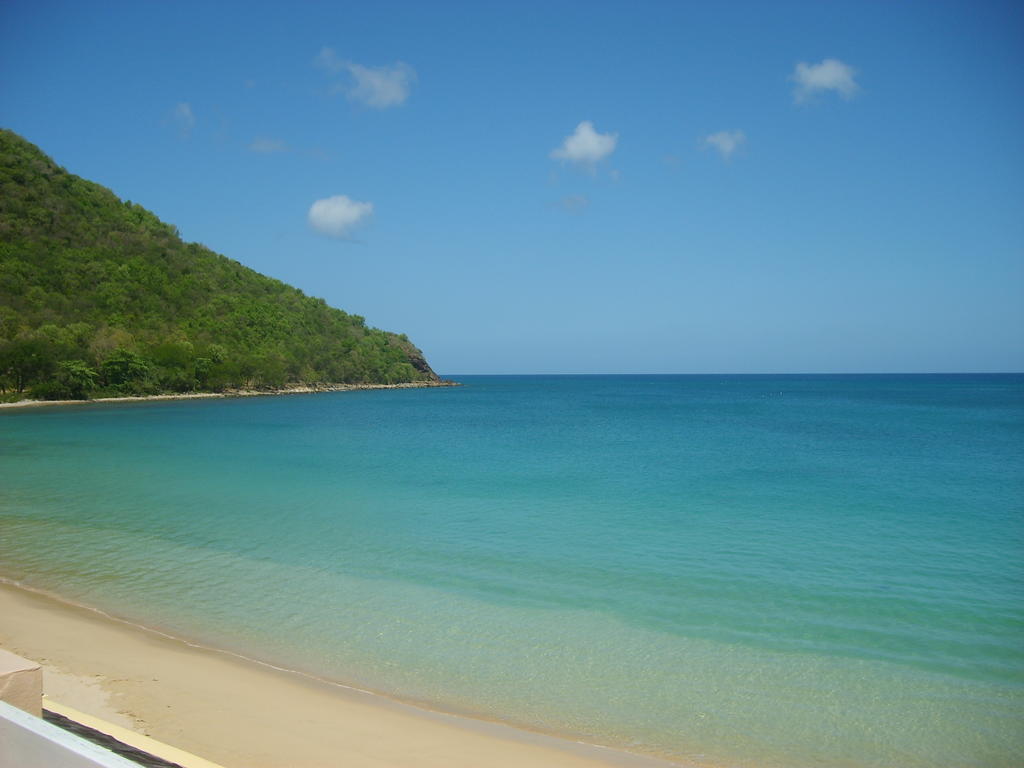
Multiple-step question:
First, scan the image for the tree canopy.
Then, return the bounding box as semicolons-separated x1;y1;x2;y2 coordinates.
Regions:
0;129;439;399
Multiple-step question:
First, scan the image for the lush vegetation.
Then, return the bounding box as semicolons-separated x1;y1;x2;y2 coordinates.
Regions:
0;129;438;400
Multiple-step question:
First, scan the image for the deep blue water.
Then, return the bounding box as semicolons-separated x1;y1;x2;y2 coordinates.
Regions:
1;375;1022;767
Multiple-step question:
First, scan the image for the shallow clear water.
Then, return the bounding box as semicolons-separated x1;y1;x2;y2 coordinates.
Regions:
1;375;1022;767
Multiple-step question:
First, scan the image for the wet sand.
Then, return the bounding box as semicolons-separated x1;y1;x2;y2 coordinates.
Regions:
0;581;679;768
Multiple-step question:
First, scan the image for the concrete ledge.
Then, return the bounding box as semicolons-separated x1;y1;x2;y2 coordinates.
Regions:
0;647;42;716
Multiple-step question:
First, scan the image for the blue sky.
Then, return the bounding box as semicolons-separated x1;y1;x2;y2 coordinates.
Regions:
2;0;1022;374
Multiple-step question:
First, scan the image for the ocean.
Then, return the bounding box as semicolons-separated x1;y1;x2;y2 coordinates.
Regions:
1;374;1021;767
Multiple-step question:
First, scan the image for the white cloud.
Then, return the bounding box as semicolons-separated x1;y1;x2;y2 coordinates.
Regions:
703;130;746;160
347;62;415;108
248;137;288;154
791;59;859;102
173;102;195;137
314;47;416;108
308;195;374;239
550;121;618;169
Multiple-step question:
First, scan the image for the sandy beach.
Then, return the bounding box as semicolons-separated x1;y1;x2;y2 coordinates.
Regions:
0;581;678;768
0;381;460;410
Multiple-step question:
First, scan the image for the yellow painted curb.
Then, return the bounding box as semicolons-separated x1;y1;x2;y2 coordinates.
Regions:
42;696;227;768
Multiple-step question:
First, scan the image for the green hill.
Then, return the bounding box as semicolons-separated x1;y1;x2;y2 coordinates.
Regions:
0;129;441;400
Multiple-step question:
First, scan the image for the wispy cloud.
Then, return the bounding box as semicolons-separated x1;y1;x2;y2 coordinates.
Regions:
346;62;415;108
308;195;373;239
248;137;288;154
550;121;618;171
313;46;345;74
172;102;195;138
703;130;746;160
791;59;859;103
557;195;590;214
314;47;416;108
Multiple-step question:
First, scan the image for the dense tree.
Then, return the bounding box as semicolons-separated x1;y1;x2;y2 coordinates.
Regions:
0;129;440;400
99;348;153;393
45;360;98;399
0;336;55;392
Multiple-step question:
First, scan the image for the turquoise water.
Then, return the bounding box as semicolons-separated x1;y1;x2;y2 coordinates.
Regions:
1;375;1022;767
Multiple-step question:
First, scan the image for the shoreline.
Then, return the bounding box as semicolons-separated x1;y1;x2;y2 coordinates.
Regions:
0;380;460;410
0;579;685;768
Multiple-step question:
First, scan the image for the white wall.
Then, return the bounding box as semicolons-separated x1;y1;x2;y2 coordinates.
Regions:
0;700;139;768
